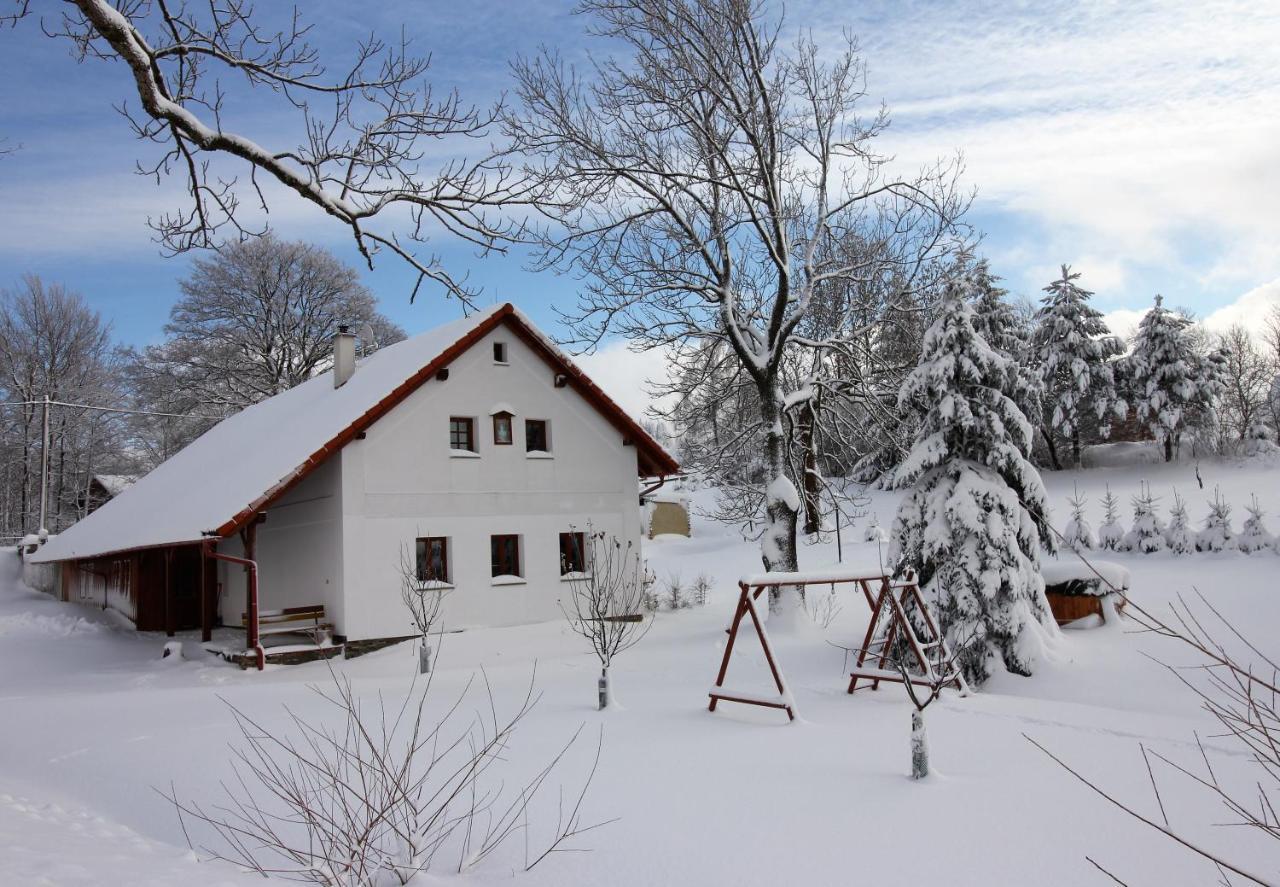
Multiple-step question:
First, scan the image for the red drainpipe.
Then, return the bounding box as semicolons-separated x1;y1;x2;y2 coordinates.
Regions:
203;539;264;671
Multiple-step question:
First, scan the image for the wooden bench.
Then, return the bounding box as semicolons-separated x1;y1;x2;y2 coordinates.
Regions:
242;605;333;645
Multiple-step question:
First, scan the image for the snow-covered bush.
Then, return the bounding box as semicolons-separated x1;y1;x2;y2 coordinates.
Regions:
1122;483;1166;553
1097;486;1126;551
863;517;889;544
1238;496;1274;554
890;283;1056;686
1165;491;1195;554
1061;485;1096;551
1196;488;1237;552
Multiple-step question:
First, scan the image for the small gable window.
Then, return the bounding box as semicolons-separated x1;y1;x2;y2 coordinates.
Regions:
525;419;549;453
449;416;476;452
493;342;508;363
493;411;514;445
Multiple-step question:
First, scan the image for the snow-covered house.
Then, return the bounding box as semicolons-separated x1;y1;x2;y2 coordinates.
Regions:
31;304;676;662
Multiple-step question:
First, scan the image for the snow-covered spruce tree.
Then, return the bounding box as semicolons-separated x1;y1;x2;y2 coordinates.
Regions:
1062;485;1096;551
1165;491;1195;554
1122;482;1166;553
890;282;1056;686
1097;486;1126;551
1238;496;1274;554
1196;487;1237;552
1031;266;1124;469
970;260;1042;432
1125;295;1215;462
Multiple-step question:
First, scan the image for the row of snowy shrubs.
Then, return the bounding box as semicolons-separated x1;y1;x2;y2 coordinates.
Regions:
1063;484;1278;554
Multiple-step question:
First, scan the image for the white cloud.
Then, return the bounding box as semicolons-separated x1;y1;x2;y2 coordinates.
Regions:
825;0;1280;306
573;340;673;421
1203;278;1280;333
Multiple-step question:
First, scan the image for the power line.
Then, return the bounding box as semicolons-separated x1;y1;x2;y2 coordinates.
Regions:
0;398;226;421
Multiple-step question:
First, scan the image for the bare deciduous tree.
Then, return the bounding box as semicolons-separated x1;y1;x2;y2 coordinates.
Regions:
561;531;654;710
166;668;608;885
399;539;450;674
126;235;405;464
1216;323;1275;445
0;276;128;536
9;0;531;303
509;0;965;611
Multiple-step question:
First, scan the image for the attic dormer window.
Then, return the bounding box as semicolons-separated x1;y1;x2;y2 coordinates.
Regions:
493;342;508;363
493;411;514;445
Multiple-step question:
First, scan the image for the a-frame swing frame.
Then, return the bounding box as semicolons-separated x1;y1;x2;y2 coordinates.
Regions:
708;571;969;723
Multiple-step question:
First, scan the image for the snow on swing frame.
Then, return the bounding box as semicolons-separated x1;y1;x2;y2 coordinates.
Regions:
707;568;971;724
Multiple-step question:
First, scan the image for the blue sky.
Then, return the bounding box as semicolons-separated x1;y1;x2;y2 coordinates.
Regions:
2;0;1279;399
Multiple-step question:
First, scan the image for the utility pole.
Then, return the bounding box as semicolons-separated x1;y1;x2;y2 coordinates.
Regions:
39;393;50;533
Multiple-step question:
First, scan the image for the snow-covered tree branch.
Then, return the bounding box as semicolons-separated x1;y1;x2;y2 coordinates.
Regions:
15;0;535;305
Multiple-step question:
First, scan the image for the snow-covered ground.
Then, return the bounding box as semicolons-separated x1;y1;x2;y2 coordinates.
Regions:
3;448;1279;885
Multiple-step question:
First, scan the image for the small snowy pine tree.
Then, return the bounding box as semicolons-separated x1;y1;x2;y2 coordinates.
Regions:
1165;491;1194;554
1031;266;1124;468
1122;482;1166;553
1097;485;1126;551
1125;295;1212;462
890;281;1056;686
1061;484;1096;551
1196;487;1237;552
1238;496;1274;554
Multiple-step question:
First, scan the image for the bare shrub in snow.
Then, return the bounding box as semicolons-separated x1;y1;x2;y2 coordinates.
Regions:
399;541;451;673
1196;487;1237;552
1164;491;1195;554
166;669;605;885
890;282;1056;686
803;586;843;630
1031;588;1280;885
663;574;687;611
1122;482;1166;553
1238;495;1274;554
1097;486;1125;551
561;533;654;709
1061;485;1096;551
690;574;712;609
889;628;974;781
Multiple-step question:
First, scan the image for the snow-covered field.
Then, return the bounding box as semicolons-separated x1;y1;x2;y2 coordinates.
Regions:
3;450;1279;885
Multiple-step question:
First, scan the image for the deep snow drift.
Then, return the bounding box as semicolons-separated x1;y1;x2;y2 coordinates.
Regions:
2;449;1278;885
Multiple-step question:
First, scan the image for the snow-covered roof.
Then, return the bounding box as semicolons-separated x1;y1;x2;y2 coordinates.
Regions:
35;304;677;564
92;474;136;497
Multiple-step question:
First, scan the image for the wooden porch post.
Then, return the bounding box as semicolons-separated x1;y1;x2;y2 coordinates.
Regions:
164;547;175;637
199;543;212;643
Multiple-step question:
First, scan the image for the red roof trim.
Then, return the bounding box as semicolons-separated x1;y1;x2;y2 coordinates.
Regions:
215;304;677;539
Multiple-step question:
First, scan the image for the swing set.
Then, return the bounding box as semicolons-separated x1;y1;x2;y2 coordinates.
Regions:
707;569;970;722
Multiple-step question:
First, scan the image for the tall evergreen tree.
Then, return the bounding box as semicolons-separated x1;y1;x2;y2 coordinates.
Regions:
1031;265;1124;468
1125;295;1214;462
969;260;1042;431
890;281;1056;686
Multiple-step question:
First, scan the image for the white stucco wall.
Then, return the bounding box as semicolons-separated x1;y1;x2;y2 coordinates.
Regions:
336;324;645;640
217;454;344;626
